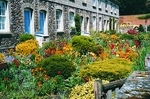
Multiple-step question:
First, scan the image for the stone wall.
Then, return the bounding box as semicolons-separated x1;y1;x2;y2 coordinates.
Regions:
0;0;119;50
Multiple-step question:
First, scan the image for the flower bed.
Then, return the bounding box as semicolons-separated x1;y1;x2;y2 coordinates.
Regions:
0;32;150;98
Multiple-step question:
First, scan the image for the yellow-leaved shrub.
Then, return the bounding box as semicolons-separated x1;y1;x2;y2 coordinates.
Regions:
79;58;133;81
16;39;39;56
69;79;109;99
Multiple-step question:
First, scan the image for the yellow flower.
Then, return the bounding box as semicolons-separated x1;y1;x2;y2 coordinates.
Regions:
0;53;5;63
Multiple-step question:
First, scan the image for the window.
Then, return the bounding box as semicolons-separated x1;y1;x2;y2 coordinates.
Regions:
111;3;113;14
92;16;96;31
69;0;75;2
105;0;108;12
39;11;44;34
99;17;102;31
0;1;9;32
39;11;46;34
24;9;34;34
69;12;75;28
82;0;87;6
85;17;89;33
92;0;96;7
98;0;102;10
80;16;84;34
56;9;63;32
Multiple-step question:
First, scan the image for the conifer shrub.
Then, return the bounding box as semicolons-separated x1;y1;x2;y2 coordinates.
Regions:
19;33;35;42
71;36;95;55
39;55;76;79
79;58;133;81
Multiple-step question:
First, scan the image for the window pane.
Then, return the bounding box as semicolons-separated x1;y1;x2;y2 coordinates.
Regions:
56;10;62;30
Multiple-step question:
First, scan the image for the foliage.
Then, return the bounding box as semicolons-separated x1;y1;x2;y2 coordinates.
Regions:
69;79;109;99
137;13;150;20
89;45;104;56
39;54;76;79
16;39;39;56
119;33;134;40
19;33;35;42
0;55;37;98
71;35;95;55
147;25;150;31
79;58;133;81
38;75;66;95
69;79;94;99
127;29;138;35
138;24;145;32
116;0;149;15
133;46;150;71
74;13;81;35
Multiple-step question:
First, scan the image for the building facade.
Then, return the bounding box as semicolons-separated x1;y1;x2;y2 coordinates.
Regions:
0;0;119;48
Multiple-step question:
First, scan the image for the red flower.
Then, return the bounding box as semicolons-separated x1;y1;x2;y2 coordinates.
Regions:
109;44;115;49
57;70;62;75
13;59;19;67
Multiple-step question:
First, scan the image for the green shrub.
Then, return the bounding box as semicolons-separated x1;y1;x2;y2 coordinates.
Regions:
71;36;95;55
89;45;104;56
19;33;35;42
74;14;81;35
119;33;134;40
39;55;76;79
79;58;133;81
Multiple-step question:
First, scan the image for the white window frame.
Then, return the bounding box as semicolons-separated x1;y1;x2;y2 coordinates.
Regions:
86;17;89;33
82;0;87;3
99;17;102;31
69;12;75;28
111;3;113;14
56;9;63;32
0;1;10;33
98;0;102;9
80;16;84;35
93;16;96;31
105;0;108;12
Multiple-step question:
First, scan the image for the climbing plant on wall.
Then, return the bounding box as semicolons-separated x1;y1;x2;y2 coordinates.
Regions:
74;13;81;35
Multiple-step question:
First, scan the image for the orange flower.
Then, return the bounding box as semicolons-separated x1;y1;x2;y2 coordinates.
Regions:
100;53;107;59
37;81;42;86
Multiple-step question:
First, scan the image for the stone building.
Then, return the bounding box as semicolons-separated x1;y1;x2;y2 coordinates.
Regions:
0;0;119;48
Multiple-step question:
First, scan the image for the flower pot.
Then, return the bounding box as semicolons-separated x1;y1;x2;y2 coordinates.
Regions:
0;63;8;70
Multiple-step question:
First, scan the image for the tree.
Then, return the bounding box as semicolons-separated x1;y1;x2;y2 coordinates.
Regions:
138;24;145;32
116;0;148;15
137;13;150;33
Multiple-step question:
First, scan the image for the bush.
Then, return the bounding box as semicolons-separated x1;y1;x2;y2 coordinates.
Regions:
16;39;39;56
39;55;76;79
138;24;145;32
71;36;95;55
19;33;35;42
119;33;134;40
69;79;109;99
79;58;133;81
89;45;104;56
